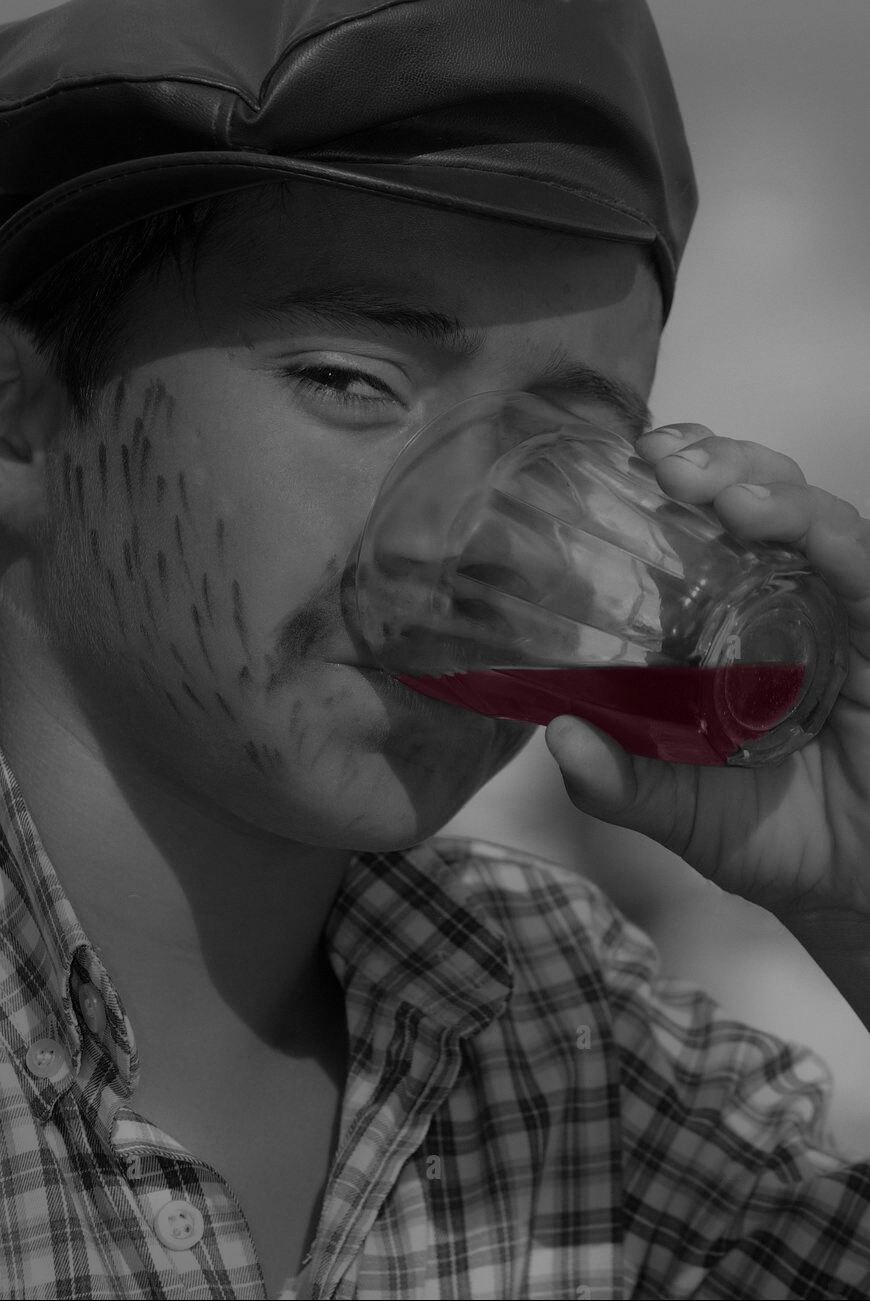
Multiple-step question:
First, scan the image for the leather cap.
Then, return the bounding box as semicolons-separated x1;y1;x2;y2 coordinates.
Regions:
0;0;697;313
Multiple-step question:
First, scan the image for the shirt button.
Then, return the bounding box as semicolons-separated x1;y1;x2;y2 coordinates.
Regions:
25;1037;70;1080
75;981;107;1035
154;1199;205;1250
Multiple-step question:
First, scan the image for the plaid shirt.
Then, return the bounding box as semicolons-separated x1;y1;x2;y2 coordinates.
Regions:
1;747;870;1300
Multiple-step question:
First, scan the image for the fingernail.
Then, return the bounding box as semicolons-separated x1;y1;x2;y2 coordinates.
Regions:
737;482;771;499
545;716;581;753
641;425;692;443
673;445;710;467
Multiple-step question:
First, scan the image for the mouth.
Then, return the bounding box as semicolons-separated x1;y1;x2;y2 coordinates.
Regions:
332;660;466;714
327;658;385;673
328;657;524;738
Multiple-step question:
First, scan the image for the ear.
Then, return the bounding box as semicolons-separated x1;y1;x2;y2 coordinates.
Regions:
0;318;65;538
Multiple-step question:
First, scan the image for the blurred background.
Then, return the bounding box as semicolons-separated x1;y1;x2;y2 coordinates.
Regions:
5;0;870;1151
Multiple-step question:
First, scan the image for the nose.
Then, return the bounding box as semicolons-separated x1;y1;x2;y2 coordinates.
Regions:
363;406;514;574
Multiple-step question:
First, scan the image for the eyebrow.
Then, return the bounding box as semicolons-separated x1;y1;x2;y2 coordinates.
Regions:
244;284;652;430
530;347;652;431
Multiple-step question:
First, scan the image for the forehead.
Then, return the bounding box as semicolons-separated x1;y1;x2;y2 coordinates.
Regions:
195;181;661;329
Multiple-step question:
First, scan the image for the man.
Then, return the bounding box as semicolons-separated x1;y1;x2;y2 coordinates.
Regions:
0;1;868;1297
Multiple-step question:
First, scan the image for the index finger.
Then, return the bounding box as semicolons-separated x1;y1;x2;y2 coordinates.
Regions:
715;480;870;650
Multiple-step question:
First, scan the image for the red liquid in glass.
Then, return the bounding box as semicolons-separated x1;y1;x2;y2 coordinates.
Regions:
395;664;807;765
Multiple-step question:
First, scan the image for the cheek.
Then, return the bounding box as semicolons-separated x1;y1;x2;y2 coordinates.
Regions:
40;378;371;779
43;382;262;734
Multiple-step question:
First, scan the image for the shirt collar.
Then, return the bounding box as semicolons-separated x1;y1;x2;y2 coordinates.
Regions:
0;742;514;1125
0;746;137;1121
328;841;514;1037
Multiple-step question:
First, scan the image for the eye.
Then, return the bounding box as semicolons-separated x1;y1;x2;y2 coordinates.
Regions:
279;363;398;409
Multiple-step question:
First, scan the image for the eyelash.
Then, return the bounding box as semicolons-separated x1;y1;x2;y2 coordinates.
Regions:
279;363;397;408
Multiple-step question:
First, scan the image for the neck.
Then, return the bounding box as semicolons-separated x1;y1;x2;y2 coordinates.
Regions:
0;634;351;1056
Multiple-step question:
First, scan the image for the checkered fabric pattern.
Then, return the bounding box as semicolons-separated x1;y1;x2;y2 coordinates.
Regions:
1;745;870;1299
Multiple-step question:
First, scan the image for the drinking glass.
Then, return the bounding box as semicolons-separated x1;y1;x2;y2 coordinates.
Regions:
352;391;848;766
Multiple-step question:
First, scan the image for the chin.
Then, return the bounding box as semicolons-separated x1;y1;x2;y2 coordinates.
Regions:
315;719;534;851
249;734;521;853
225;675;535;848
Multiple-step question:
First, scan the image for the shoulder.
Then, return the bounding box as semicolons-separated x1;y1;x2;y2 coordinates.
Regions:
426;833;662;995
425;837;839;1155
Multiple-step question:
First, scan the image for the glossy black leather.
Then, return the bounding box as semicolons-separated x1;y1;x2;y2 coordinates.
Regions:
0;0;696;309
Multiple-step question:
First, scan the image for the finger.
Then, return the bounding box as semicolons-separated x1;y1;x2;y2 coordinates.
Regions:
714;479;870;648
637;424;806;505
634;421;713;461
545;716;639;819
544;714;690;848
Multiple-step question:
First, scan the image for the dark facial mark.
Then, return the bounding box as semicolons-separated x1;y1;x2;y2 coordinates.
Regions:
164;689;184;719
340;811;370;835
157;551;169;600
123;541;135;584
137;658;159;693
89;530;101;564
131;416;144;460
267;556;342;692
139;437;152;494
286;700;309;758
338;747;364;792
190;604;214;673
201;574;214;626
74;465;85;521
139;621;156;656
178;472;191;521
131;521;141;571
261;744;286;775
292;722;310;759
156;475;167;508
303;730;336;773
237;665;252;689
265;587;336;691
142;577;158;629
244;741;266;773
112;377;127;430
215;692;236;722
181;681;207;712
105;568;126;635
174;516;193;585
121;444;133;506
142;380;175;438
216;519;226;565
287;698;304;728
170;641;191;675
141;381;160;427
62;453;73;505
231;580;250;658
98;444;108;502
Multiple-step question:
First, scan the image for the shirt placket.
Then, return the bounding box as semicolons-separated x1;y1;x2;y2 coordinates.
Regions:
108;1109;268;1299
69;959;267;1300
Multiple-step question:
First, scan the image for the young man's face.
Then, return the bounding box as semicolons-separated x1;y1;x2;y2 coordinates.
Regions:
34;183;661;849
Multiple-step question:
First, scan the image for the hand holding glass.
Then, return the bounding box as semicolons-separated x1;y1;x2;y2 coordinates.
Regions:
352;392;848;766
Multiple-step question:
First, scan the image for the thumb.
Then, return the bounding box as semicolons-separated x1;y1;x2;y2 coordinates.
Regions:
544;714;684;846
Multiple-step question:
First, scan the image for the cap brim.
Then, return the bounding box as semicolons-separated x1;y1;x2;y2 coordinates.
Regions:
0;150;656;302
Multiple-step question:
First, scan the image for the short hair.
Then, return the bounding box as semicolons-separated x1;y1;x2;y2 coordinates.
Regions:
2;197;230;425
